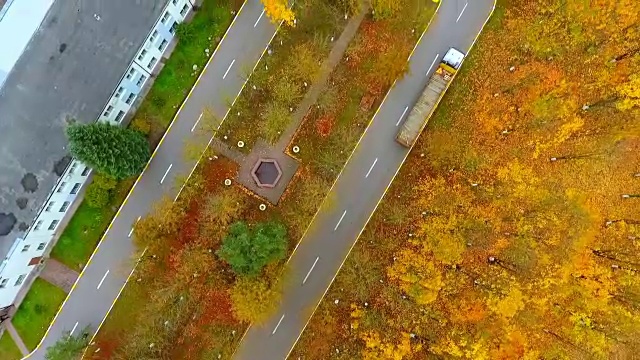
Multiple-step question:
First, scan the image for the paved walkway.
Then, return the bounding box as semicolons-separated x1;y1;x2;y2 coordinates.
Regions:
6;321;29;356
214;3;370;204
39;259;79;293
275;4;369;152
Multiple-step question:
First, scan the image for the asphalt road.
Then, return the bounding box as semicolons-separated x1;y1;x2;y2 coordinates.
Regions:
25;0;278;358
233;0;496;359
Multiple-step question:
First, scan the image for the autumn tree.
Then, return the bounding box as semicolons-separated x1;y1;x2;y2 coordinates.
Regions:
201;187;246;229
229;276;282;323
133;197;185;250
217;221;288;276
261;0;295;26
616;74;640;110
66;122;150;179
387;246;443;305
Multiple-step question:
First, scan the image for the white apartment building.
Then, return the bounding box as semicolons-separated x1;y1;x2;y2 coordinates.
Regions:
0;0;195;318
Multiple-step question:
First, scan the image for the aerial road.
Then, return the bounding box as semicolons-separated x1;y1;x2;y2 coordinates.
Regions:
25;0;278;358
232;0;496;358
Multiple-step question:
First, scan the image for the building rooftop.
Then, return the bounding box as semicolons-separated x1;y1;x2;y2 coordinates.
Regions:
0;0;167;257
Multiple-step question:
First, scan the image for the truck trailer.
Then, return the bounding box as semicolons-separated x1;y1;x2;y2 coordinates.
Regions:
395;48;465;148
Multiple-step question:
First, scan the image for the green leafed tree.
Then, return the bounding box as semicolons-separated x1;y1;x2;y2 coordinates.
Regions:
217;221;288;276
45;327;90;360
66;122;150;179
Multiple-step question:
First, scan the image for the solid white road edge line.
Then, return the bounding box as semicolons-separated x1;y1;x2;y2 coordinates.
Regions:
272;314;285;335
457;2;468;23
396;106;409;126
365;158;378;178
254;9;265;27
160;164;173;184
334;210;347;231
223;59;236;79
97;270;110;290
302;257;320;285
191;112;204;132
70;322;79;336
426;53;440;76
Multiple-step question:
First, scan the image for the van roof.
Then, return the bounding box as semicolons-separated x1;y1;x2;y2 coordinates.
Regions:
442;48;465;70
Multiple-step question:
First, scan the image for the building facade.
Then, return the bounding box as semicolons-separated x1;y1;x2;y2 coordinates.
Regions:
0;0;196;317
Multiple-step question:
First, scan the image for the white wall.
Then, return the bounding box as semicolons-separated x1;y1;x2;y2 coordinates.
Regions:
0;0;194;308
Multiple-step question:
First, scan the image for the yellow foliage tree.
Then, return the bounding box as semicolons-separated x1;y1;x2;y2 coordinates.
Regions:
229;276;282;324
616;74;640;110
261;0;295;26
387;247;443;305
488;286;526;319
361;331;420;360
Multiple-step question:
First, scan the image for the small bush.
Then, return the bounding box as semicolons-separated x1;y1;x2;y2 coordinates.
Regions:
261;103;291;143
85;174;117;208
229;276;282;324
130;117;152;135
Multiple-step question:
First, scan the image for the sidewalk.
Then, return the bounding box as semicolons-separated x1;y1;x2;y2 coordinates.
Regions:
39;259;79;293
5;321;28;356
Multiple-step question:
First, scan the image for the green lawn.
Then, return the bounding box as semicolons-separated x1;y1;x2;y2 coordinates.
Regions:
12;278;67;351
0;332;22;360
51;179;133;271
50;0;237;270
136;0;238;133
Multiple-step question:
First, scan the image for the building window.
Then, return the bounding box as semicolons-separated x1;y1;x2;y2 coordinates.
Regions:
115;86;124;99
149;30;159;45
59;201;70;212
148;57;158;69
161;12;172;25
45;201;55;212
125;68;137;80
169;22;177;35
103;105;114;117
114;110;125;123
158;39;168;52
37;243;46;251
81;166;90;176
48;220;59;231
68;162;78;175
125;93;136;105
172;0;179;6
21;244;30;252
34;220;43;231
56;182;67;193
0;279;8;289
136;74;147;87
70;183;81;194
180;4;189;17
14;275;26;286
137;49;147;61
